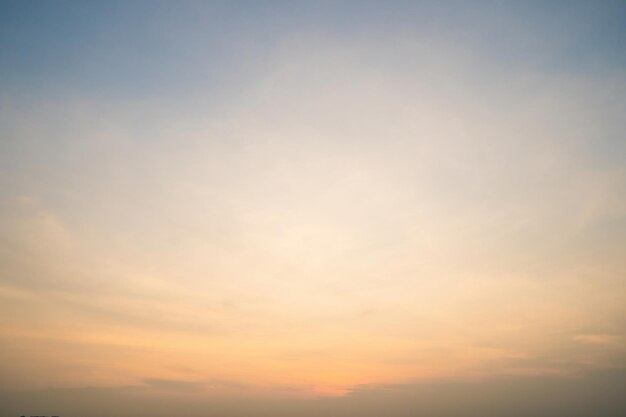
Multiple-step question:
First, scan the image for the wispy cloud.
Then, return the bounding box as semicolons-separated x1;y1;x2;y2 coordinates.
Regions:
0;0;625;405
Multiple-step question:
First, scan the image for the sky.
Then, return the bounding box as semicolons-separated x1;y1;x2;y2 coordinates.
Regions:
1;1;625;416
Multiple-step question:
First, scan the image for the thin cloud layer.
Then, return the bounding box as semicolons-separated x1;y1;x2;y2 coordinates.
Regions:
0;1;625;414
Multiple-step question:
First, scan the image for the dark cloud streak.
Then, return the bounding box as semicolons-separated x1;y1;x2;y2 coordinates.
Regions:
2;369;625;417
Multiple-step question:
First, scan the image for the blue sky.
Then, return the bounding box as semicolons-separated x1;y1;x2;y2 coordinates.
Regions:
1;1;625;98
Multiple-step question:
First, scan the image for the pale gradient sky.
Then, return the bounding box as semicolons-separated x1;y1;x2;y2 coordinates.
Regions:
1;1;625;415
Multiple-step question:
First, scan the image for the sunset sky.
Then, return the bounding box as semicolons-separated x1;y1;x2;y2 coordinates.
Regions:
1;1;625;416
